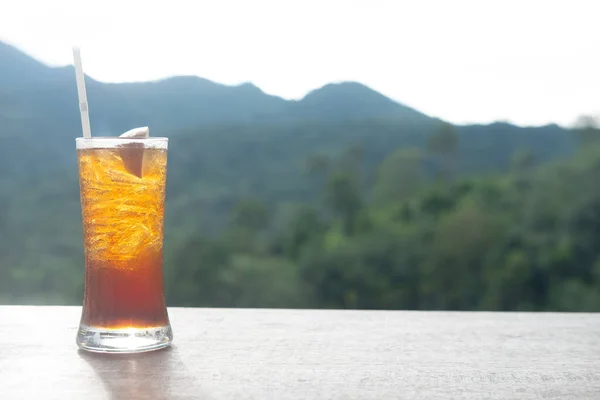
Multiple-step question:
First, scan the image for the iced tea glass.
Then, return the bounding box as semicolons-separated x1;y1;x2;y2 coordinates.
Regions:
75;137;173;353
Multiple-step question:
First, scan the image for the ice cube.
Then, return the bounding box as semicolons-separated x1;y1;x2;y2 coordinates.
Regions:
118;126;149;178
119;143;145;178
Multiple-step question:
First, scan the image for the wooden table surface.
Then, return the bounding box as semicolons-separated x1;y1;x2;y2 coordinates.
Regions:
0;306;598;399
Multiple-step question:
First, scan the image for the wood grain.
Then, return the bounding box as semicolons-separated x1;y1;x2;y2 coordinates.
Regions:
0;306;598;399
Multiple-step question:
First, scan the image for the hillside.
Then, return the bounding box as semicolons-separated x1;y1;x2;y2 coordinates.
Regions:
0;41;586;308
0;42;428;136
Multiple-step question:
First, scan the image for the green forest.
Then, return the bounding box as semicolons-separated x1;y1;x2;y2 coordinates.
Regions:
2;118;600;311
1;41;599;311
162;119;600;312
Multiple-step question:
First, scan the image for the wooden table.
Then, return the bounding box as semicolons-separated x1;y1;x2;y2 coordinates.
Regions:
0;306;598;399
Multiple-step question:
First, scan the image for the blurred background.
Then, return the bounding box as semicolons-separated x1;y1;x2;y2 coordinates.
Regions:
0;0;599;311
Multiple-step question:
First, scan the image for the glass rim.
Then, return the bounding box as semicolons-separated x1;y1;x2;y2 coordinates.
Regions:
76;136;168;141
76;136;168;149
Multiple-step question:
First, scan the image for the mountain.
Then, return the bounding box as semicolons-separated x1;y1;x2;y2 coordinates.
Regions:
1;40;588;307
0;41;425;138
0;40;448;189
288;82;431;122
0;42;65;87
0;39;576;177
0;40;575;207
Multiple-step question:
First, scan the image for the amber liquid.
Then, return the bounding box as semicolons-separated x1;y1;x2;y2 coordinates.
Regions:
78;145;169;329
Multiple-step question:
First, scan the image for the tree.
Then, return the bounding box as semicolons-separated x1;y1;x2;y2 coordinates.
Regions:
573;115;600;147
230;199;270;232
298;229;422;310
280;206;326;260
427;122;459;184
324;172;363;236
306;153;331;177
511;148;536;174
373;148;424;203
339;143;365;174
227;199;271;254
168;237;233;306
420;203;503;309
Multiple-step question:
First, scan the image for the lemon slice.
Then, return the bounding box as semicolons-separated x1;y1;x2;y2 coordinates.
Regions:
120;126;149;138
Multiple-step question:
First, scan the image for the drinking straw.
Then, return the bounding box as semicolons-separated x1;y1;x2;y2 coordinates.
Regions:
72;47;92;138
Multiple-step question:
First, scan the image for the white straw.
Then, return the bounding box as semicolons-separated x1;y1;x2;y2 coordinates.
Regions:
72;47;92;138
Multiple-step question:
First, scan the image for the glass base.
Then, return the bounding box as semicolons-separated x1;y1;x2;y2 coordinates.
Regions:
76;324;173;353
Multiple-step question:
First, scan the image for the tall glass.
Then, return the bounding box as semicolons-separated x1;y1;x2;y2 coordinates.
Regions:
75;137;173;353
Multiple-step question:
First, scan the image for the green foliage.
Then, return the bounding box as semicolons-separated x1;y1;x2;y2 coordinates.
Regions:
1;40;597;311
1;117;595;310
231;199;270;232
144;140;600;311
511;148;536;173
324;172;363;235
373;148;424;203
573;115;600;147
428;122;459;183
428;122;458;156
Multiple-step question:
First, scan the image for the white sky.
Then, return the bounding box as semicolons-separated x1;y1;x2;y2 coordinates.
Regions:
0;0;598;127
